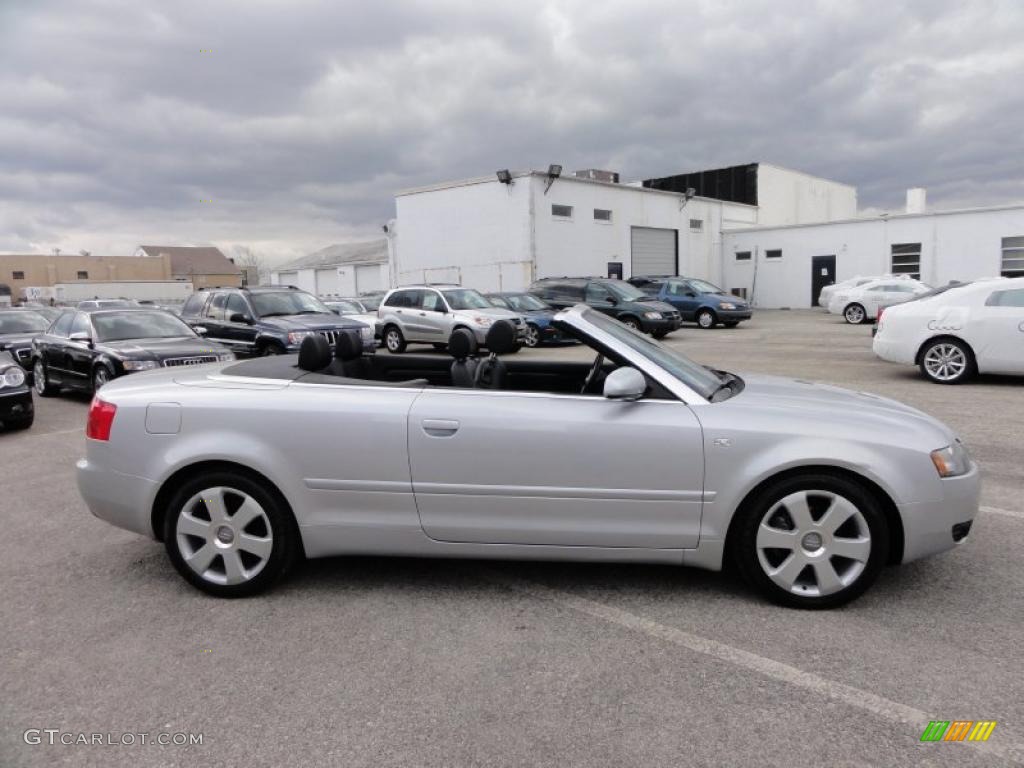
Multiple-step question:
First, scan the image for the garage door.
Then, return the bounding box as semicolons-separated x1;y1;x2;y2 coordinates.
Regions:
278;271;298;286
315;268;340;296
630;227;677;277
355;264;384;293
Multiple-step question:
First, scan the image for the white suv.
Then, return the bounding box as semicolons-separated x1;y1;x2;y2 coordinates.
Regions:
378;285;528;353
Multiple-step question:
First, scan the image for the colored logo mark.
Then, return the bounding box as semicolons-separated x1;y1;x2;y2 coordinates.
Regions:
920;720;997;742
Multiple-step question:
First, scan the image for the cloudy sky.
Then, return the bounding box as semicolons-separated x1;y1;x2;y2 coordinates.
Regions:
2;0;1023;265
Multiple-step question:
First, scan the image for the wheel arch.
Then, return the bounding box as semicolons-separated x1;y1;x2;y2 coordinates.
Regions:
723;464;904;566
914;334;975;366
150;459;303;556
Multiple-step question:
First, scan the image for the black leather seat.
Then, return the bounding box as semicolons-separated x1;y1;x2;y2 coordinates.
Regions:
474;320;517;389
298;334;332;372
449;328;479;388
330;329;372;378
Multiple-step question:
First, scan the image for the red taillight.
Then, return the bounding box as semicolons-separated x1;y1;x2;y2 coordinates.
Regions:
876;307;885;324
86;398;117;441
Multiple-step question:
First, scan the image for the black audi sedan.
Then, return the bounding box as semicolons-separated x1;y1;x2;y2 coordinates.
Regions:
0;350;33;430
0;308;53;376
32;308;235;396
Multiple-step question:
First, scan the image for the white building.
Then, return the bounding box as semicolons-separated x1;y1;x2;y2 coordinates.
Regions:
270;239;389;297
390;162;1024;308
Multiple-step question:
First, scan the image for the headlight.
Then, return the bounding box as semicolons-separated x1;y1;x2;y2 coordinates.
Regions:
217;352;236;361
719;302;737;310
287;331;313;345
122;360;158;371
930;442;970;477
643;311;662;319
359;325;373;340
472;315;495;326
2;367;26;387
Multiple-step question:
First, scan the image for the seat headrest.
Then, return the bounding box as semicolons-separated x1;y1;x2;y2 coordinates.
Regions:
448;327;478;359
298;334;332;371
485;320;518;354
335;329;363;361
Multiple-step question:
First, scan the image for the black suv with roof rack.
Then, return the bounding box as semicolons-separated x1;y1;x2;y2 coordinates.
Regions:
528;277;681;338
179;285;374;357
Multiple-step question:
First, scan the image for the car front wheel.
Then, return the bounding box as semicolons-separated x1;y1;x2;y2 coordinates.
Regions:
523;324;541;348
732;474;888;609
384;325;407;353
163;471;300;597
919;338;975;384
92;365;113;392
696;309;717;329
621;316;642;331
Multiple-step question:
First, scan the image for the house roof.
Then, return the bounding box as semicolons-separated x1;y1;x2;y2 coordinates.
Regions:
137;245;240;275
275;239;388;271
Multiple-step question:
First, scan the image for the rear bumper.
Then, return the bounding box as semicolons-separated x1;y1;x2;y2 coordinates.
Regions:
872;335;915;365
76;457;159;539
0;387;33;422
898;463;980;562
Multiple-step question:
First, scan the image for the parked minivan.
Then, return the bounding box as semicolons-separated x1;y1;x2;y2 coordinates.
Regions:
529;277;681;337
628;276;752;329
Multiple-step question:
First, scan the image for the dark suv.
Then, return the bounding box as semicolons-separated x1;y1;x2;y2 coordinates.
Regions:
528;278;681;338
628;276;752;329
179;286;374;357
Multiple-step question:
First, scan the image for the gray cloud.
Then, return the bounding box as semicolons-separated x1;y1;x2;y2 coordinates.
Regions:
1;0;1022;262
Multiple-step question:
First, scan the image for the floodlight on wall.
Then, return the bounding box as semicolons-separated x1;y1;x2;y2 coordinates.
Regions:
678;186;696;211
543;164;563;195
496;169;513;185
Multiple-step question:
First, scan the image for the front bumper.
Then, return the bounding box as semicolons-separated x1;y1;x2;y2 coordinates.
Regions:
717;309;752;322
640;317;678;335
899;462;980;562
0;386;33;423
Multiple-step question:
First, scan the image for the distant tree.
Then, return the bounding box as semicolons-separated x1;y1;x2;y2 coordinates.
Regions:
231;245;269;285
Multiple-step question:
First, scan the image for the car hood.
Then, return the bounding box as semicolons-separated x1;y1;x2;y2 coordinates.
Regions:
707;292;748;305
261;313;365;331
0;333;39;348
100;337;230;360
721;373;955;446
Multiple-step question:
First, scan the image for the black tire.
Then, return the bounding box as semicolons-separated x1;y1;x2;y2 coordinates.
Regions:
620;316;642;331
258;342;286;357
723;321;740;328
162;469;300;598
696;309;717;329
6;413;34;430
33;359;58;397
383;325;406;353
731;473;889;609
918;338;976;385
92;364;114;393
843;303;867;325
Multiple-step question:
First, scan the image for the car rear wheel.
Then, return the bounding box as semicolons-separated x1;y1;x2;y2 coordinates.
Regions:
919;338;975;384
33;359;58;397
384;325;406;353
523;324;541;348
92;365;113;392
732;474;888;609
163;471;300;597
696;309;717;329
843;303;866;324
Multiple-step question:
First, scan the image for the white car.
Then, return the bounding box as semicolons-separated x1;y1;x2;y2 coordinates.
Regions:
819;276;886;309
873;278;1024;384
829;277;930;324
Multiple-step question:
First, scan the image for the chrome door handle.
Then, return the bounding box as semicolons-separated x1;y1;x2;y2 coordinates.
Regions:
422;419;460;437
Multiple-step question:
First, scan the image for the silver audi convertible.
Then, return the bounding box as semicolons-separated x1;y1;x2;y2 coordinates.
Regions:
77;305;979;608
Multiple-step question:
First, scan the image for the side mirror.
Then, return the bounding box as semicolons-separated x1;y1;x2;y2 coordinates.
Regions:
193;325;208;336
229;313;253;324
69;331;93;346
607;296;618;305
684;291;698;298
603;367;646;401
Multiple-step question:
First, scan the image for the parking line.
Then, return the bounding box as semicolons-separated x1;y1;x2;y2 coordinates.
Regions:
485;571;1023;764
980;506;1024;521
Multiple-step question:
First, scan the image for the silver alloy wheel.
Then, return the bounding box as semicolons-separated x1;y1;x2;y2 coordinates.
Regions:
524;324;540;347
844;304;865;324
697;310;714;328
623;318;641;330
923;343;967;382
33;360;46;394
93;366;109;390
175;486;273;586
385;329;402;351
755;490;871;597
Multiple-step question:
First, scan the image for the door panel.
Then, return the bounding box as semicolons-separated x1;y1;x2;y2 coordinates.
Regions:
408;391;704;548
974;290;1024;373
810;255;836;307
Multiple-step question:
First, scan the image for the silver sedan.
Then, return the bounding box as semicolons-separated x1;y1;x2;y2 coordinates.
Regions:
76;306;979;608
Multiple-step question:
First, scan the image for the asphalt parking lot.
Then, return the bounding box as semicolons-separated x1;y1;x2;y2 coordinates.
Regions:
2;309;1022;767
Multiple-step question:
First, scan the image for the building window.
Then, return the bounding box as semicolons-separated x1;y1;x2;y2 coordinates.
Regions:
735;251;752;262
1001;236;1024;277
12;270;25;280
689;219;703;232
891;243;921;279
77;270;89;279
765;249;782;259
552;204;573;219
593;208;612;222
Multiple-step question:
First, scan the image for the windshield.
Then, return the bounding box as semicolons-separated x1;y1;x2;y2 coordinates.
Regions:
359;295;381;311
688;279;724;294
604;281;648;301
579;308;725;399
92;311;197;342
0;311;51;334
505;293;549;311
442;289;492;310
251;291;331;317
329;300;362;313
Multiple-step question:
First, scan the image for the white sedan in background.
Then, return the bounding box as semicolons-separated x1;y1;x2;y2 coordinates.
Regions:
873;277;1024;383
819;276;884;309
829;277;930;324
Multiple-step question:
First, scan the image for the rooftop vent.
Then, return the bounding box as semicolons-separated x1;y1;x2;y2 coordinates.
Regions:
906;188;927;214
